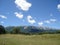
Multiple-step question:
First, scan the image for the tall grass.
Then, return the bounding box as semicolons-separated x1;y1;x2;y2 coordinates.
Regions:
0;34;60;45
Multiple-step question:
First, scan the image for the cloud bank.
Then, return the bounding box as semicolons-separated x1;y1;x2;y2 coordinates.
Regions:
38;18;57;26
45;19;57;24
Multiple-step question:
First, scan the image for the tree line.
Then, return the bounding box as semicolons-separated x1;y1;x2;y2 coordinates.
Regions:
0;25;60;35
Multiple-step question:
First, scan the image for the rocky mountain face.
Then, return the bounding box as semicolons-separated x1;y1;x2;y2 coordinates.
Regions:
5;26;59;34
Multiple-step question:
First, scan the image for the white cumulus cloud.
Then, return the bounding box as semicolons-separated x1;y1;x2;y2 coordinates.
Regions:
50;13;53;16
1;21;4;24
0;15;7;19
44;19;57;24
44;20;50;24
57;4;60;11
27;15;36;24
15;0;32;11
14;12;23;19
50;19;56;22
38;22;43;26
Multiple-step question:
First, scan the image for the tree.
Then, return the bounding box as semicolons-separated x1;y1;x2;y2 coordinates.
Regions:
0;25;6;34
11;27;21;34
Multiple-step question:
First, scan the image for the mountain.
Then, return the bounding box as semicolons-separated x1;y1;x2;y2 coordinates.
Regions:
5;26;60;34
5;26;15;32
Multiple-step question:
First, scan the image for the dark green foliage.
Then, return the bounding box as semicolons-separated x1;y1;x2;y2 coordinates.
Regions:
11;27;21;34
55;30;60;34
0;25;6;34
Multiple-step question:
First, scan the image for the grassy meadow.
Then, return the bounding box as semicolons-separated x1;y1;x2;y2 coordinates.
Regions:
0;34;60;45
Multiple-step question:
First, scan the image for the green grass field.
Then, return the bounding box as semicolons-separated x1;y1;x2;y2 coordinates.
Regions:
0;34;60;45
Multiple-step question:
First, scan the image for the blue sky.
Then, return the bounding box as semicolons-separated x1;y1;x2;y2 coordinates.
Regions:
0;0;60;29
